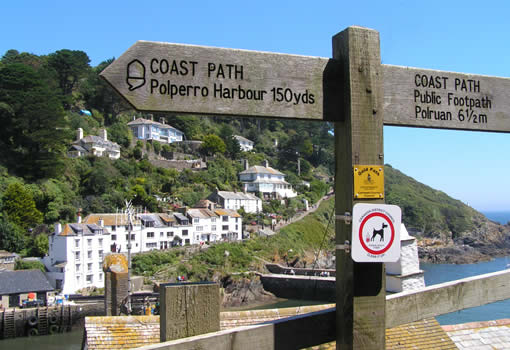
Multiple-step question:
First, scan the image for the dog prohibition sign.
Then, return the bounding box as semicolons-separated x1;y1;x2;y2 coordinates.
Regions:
351;203;401;262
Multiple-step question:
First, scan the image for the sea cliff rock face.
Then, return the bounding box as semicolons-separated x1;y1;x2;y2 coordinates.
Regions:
220;275;277;308
417;213;510;264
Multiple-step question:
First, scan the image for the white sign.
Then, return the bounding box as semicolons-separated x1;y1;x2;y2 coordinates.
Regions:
351;203;401;262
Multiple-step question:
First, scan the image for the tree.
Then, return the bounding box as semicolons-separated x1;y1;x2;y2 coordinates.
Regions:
200;134;226;156
219;124;242;158
29;234;49;257
15;259;46;272
0;218;26;252
47;49;90;96
0;63;70;179
1;182;43;230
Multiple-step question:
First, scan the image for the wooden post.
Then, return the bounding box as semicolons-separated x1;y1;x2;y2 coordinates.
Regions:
160;282;220;342
332;26;385;349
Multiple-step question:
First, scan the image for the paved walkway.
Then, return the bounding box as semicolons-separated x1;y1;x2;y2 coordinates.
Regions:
443;319;510;349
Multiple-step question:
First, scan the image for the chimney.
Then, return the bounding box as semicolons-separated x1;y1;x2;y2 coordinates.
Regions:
101;129;108;141
77;128;83;141
133;116;136;121
99;218;104;227
55;223;62;235
263;159;269;168
244;159;249;170
77;208;82;224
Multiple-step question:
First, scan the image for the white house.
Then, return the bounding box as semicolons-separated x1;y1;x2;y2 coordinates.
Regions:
187;208;242;243
239;161;297;199
234;135;254;152
68;128;120;159
209;189;262;213
44;221;109;294
127;117;184;144
83;212;192;252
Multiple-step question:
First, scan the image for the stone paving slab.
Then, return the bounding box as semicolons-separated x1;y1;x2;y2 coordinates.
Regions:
443;319;510;350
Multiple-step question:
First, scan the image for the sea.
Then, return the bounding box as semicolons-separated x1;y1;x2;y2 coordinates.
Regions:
5;210;510;347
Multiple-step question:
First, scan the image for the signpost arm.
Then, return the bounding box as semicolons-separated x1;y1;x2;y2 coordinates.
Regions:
332;26;385;349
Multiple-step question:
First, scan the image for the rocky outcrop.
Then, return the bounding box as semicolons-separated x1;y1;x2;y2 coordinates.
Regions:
417;213;510;264
220;275;277;308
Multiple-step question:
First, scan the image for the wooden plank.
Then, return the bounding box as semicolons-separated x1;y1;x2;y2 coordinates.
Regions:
100;41;336;120
383;64;510;132
386;269;510;328
136;308;336;350
331;26;386;350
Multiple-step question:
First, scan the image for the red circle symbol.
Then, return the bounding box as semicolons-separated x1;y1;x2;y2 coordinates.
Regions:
359;212;395;255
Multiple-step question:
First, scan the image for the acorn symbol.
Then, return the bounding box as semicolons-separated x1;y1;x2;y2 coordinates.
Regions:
126;59;146;91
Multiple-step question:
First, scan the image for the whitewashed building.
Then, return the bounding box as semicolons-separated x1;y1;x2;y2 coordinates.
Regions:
239;161;297;199
209;189;262;213
127;118;184;144
68;128;120;159
187;208;242;243
234;135;254;152
44;221;109;294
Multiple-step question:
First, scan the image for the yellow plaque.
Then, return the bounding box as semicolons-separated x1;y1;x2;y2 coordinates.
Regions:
353;165;384;199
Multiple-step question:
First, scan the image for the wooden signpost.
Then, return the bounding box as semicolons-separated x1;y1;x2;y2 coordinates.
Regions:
101;26;510;350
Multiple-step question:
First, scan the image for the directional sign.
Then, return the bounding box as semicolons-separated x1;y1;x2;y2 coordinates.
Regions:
383;64;510;132
351;203;401;262
100;41;337;120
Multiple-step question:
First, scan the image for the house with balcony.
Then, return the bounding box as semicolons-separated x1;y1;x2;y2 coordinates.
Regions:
234;135;254;152
186;208;242;243
127;117;184;144
68;128;120;159
239;161;297;199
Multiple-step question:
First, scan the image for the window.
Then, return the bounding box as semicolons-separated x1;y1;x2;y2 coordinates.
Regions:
182;230;188;236
99;273;103;281
185;239;190;245
146;242;157;248
87;250;92;259
111;234;117;241
194;218;199;223
167;232;173;237
88;263;92;271
222;216;228;222
75;239;80;248
86;275;93;283
111;225;116;231
76;264;81;271
125;234;135;241
98;262;102;270
75;251;80;261
212;225;216;231
99;238;103;246
87;239;92;247
196;226;203;231
76;275;81;284
160;232;164;237
236;225;238;230
99;250;103;259
211;218;216;223
222;225;229;231
147;232;155;238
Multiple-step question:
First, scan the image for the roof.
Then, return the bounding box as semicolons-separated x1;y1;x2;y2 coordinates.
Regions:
0;250;16;258
234;135;253;143
57;223;109;237
214;209;241;218
84;213;138;226
77;135;120;151
187;208;218;219
239;165;284;176
386;318;457;349
0;269;54;295
68;144;87;152
216;191;260;201
84;316;159;350
443;318;510;349
127;118;183;134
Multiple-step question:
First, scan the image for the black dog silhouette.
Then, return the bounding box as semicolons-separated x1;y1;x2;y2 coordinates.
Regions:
371;223;388;242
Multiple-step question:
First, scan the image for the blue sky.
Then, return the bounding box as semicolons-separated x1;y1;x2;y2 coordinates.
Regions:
1;0;509;211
